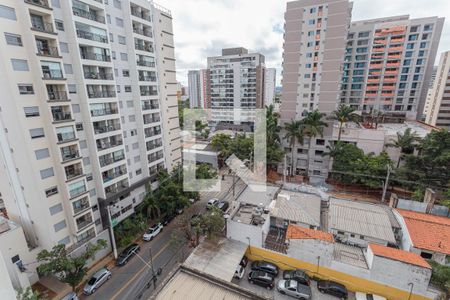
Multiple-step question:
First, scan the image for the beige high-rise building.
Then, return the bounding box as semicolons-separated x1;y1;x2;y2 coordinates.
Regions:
426;51;450;129
0;0;180;271
280;0;353;122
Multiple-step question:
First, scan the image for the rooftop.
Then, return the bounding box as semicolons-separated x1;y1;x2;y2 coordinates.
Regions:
271;191;321;227
397;209;450;255
231;204;268;227
236;185;279;207
329;198;396;244
333;243;368;269
286;225;333;243
369;243;431;269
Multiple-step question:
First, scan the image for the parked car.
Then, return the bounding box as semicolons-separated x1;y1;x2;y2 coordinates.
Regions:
116;243;140;266
217;201;229;212
60;292;79;300
318;280;348;299
143;223;163;241
83;267;111;295
234;264;245;279
176;207;184;215
162;214;174;226
206;198;219;209
283;269;310;286
248;271;275;289
277;279;312;299
251;260;279;276
240;256;248;267
355;292;387;300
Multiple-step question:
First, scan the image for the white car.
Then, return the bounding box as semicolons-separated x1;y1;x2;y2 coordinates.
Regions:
206;198;219;209
234;265;245;279
356;292;387;300
143;223;163;241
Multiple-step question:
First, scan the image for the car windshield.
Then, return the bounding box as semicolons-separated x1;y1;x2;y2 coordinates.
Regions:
147;228;155;233
87;277;97;285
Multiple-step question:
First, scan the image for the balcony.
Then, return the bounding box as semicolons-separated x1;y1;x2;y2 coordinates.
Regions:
25;0;50;9
131;8;151;22
72;7;105;23
105;179;129;198
142;102;159;110
135;43;154;53
93;120;121;134
81;52;111;62
61;146;80;162
84;72;114;80
65;163;83;180
102;165;127;183
87;90;116;98
143;114;160;125
73;196;90;215
144;126;161;138
137;60;155;67
47;90;69;102
57;132;76;143
96;136;123;151
140;89;158;96
372;47;385;53
69;185;87;199
76;214;94;232
384;77;397;83
37;46;60;57
90;108;118;117
388;46;403;52
146;140;162;151
133;27;152;38
139;75;157;82
99;151;125;167
42;69;64;80
148;151;163;163
31;21;55;34
76;29;108;43
52;107;73;122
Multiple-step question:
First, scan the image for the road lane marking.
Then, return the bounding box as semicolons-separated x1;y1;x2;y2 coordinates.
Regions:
110;243;171;300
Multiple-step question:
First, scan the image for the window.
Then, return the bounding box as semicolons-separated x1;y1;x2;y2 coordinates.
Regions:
128;115;135;122
106;14;111;24
40;167;54;179
113;0;121;8
49;203;63;215
422;33;429;40
424;24;433;31
125;86;131;92
45;186;58;197
55;20;64;31
118;35;126;44
30;128;45;139
406;43;414;50
136;168;142;175
122;69;129;77
64;64;73;74
112;51;116;60
402;67;409;73
72;104;80;113
35;148;50;160
134;155;140;163
11;59;29;71
132;142;139;149
420;42;427;49
53;220;67;232
0;4;17;20
4;33;22;46
51;0;61;8
24;106;39;117
420;252;433;259
405;51;413;58
83;157;90;166
408;34;418;41
109;33;113;42
79;140;87;149
18;84;34;95
58;236;70;245
89;189;96;197
416;58;424;65
308;19;315;25
68;84;76;94
120;53;128;61
76;123;83;131
358;31;370;38
410;26;419;33
403;59;411;66
115;17;124;27
59;42;69;53
68;180;86;198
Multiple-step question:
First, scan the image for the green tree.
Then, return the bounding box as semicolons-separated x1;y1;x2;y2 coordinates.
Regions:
211;133;233;164
37;240;107;292
386;128;422;168
17;288;43;300
142;194;161;220
301;110;328;177
202;207;225;240
266;105;284;170
284;120;303;176
428;260;450;296
328;104;361;141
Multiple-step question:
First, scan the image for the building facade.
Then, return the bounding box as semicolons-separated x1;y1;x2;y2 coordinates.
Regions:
187;69;208;109
264;68;276;106
340;16;444;121
208;47;265;123
0;0;180;268
425;51;450;129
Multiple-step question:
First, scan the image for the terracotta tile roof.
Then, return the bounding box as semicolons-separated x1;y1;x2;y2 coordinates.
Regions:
286;225;334;243
397;209;450;255
369;243;431;269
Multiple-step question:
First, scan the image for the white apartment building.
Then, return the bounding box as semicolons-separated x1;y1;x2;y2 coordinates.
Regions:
340;16;444;121
264;68;276;106
187;69;208;108
425;50;450;129
208;47;265;124
423;66;438;121
0;0;180;273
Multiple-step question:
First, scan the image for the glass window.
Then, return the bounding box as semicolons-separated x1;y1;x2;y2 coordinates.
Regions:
406;43;414;49
40;167;54;179
35;148;50;160
11;59;29;71
405;51;413;58
30;128;45;139
115;17;124;27
0;4;17;21
424;24;433;31
53;220;67;232
55;20;64;31
408;34;418;41
420;42;427;49
4;32;22;46
18;84;34;94
59;42;69;53
403;59;411;66
24;106;40;117
49;203;63;215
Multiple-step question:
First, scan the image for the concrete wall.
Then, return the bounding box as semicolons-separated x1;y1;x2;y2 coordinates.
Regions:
227;216;270;248
0;251;17;300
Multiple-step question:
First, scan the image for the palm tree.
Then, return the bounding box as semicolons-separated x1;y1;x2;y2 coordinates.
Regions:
328;104;361;141
266;105;283;169
386;128;421;168
142;194;161;220
284;120;303;176
301;110;328;177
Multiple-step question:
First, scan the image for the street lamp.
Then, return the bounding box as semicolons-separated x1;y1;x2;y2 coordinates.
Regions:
316;256;321;274
107;205;118;259
246;237;251;254
132;248;158;290
407;282;414;300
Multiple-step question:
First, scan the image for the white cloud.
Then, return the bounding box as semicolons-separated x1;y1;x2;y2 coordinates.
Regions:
155;0;450;86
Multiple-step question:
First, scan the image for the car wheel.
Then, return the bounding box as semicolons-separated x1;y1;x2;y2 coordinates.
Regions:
107;274;111;280
279;290;285;294
250;280;254;284
318;289;324;293
150;236;153;241
92;288;96;293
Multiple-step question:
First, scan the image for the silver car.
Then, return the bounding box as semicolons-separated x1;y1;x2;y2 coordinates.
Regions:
277;279;312;299
60;292;78;300
83;267;111;295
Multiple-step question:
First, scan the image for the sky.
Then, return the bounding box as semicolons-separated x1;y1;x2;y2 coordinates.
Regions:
156;0;450;87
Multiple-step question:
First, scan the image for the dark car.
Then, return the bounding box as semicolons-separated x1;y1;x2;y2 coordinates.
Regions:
251;260;279;276
217;201;229;212
318;280;348;299
116;244;140;266
162;214;174;226
248;271;275;289
240;256;248;267
283;269;310;286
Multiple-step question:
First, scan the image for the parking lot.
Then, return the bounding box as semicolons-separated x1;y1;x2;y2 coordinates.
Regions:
232;260;356;300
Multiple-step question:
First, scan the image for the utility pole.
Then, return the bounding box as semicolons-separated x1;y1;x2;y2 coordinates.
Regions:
149;248;157;289
283;154;287;183
107;205;118;259
381;164;391;203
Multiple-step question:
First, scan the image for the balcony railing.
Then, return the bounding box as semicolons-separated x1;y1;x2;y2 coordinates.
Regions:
84;72;114;80
25;0;50;9
76;217;94;231
103;168;126;183
145;129;161;138
88;91;116;98
73;197;90;214
146;142;162;151
140;90;158;96
97;139;123;150
37;46;60;57
135;43;154;52
148;153;164;163
91;108;118;117
43;69;64;80
81;52;111;62
139;75;157;82
52;112;73;122
100;154;125;167
142;103;159;110
143;117;160;124
66;167;83;180
76;29;108;43
62;150;80;161
133;28;152;37
137;60;155;67
70;186;86;198
105;181;129;197
94;125;120;134
48;91;69;101
72;7;105;23
131;9;151;22
57;132;76;143
31;22;55;34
